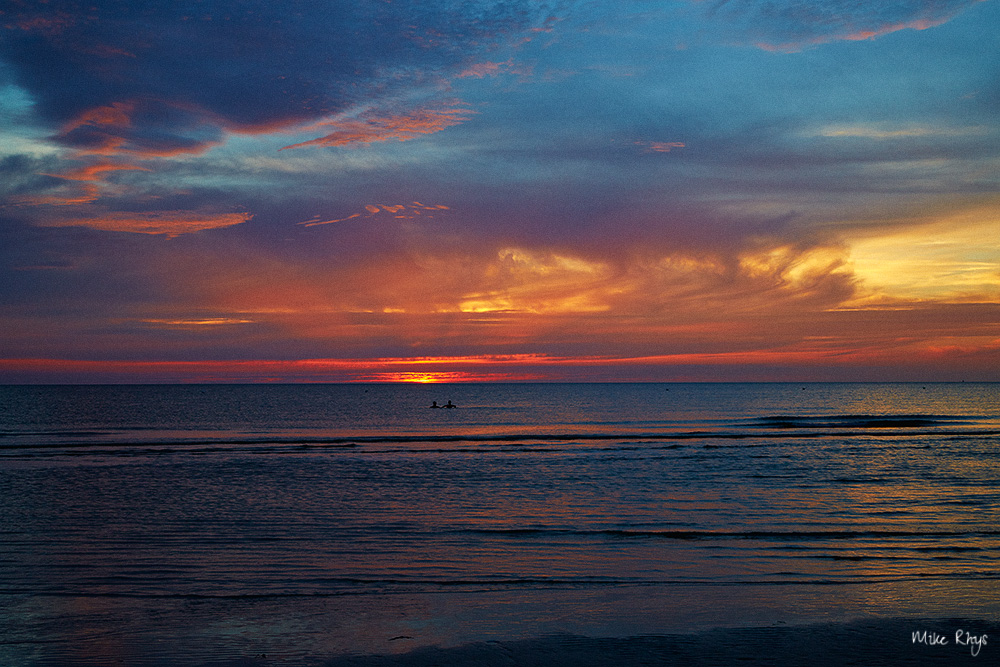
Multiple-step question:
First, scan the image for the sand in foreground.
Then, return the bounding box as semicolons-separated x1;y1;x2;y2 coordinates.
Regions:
305;618;995;667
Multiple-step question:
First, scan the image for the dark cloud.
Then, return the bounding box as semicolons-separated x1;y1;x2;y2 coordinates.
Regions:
1;0;559;129
0;154;56;200
51;100;226;157
1;0;564;234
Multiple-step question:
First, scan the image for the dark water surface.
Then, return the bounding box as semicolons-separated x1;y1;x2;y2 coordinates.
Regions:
2;383;999;665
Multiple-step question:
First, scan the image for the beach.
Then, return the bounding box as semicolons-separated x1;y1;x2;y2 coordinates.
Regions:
8;588;997;665
319;619;997;667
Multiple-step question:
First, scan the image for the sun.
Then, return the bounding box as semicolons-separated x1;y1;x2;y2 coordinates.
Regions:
370;372;463;383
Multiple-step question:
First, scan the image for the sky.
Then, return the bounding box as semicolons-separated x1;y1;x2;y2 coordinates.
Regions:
1;0;998;383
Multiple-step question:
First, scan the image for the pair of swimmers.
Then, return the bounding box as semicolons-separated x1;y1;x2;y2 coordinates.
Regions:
430;400;456;409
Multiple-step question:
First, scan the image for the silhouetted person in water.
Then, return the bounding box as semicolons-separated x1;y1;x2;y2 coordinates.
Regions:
444;400;455;408
430;401;441;408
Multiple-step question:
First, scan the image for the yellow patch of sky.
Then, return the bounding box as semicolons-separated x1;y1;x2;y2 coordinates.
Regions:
739;245;847;285
811;123;987;139
142;317;254;327
457;247;615;314
844;206;1000;302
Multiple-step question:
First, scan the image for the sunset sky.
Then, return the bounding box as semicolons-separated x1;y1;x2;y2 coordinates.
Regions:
2;0;998;383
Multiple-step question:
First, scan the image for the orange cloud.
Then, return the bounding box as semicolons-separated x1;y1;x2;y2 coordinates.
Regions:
4;337;999;383
44;161;151;182
52;100;224;158
76;231;996;381
12;183;102;206
61;103;134;132
299;202;451;226
0;356;553;383
140;317;255;328
280;106;474;150
15;101;225;217
635;141;685;153
39;210;253;237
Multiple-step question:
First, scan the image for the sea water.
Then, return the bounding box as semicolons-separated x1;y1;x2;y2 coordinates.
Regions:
2;383;999;665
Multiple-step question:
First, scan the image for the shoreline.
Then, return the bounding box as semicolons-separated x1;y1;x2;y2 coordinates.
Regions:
6;583;1000;665
314;618;997;667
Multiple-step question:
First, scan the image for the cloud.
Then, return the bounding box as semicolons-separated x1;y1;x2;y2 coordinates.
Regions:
812;123;988;140
0;1;557;233
299;202;451;226
140;317;255;328
8;98;230;217
702;0;985;51
43;161;151;182
11;183;101;207
454;247;616;314
38;210;253;237
841;203;1000;303
7;160;152;207
634;141;685;153
158;236;859;346
52;100;225;158
457;60;531;79
280;106;474;150
1;0;557;135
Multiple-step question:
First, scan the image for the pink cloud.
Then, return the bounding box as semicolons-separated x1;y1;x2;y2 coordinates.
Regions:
457;59;523;78
635;141;685;153
280;106;474;150
4;13;76;36
755;16;955;52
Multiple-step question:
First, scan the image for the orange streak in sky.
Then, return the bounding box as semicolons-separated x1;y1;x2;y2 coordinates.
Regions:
4;342;996;382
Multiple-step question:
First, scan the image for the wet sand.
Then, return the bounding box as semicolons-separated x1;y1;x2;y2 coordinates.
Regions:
10;584;999;666
312;618;996;667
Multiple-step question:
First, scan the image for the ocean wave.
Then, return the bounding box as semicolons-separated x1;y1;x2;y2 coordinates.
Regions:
451;527;1000;541
6;570;1000;600
749;414;977;429
2;413;999;453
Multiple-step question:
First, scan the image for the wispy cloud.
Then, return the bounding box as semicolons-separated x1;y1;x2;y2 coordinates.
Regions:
812;123;988;139
38;210;253;237
842;204;1000;303
53;100;225;158
299;202;451;226
140;317;255;327
634;141;685;153
703;0;985;51
1;0;557;237
457;59;531;79
281;106;474;150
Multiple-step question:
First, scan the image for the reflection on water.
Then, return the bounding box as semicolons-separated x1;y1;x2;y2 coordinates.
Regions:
2;383;1000;665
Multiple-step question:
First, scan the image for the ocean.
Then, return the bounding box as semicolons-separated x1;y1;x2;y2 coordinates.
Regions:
2;382;999;665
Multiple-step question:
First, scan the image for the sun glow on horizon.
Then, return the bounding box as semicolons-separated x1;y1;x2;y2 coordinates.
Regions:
377;372;453;383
